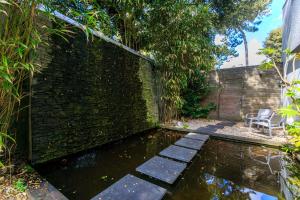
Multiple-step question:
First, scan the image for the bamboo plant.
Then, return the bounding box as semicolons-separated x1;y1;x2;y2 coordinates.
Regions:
0;0;106;170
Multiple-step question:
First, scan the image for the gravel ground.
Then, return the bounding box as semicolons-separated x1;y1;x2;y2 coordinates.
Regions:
166;118;289;145
0;163;42;200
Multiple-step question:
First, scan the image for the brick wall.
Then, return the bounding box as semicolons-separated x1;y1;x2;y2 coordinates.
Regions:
29;26;158;163
201;66;282;121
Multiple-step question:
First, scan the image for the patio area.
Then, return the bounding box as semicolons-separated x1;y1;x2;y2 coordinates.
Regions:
164;119;289;147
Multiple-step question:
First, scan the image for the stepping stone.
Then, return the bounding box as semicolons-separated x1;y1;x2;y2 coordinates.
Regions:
136;156;186;184
174;138;204;150
91;174;166;200
159;145;197;162
184;133;209;141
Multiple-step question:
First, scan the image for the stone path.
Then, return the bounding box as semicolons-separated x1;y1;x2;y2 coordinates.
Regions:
91;174;167;200
184;132;209;141
91;132;209;200
159;145;197;162
174;138;205;150
136;156;187;184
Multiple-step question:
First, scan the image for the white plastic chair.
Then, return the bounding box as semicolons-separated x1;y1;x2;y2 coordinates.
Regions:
245;109;273;127
251;112;285;137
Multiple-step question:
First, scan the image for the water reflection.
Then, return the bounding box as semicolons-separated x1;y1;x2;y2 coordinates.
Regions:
36;130;296;200
248;147;282;175
73;152;96;168
204;173;278;200
166;139;284;200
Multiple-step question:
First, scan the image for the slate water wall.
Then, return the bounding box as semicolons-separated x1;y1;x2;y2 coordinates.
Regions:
30;24;158;163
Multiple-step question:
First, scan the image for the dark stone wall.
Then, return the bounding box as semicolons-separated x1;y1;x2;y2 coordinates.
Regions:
31;28;158;163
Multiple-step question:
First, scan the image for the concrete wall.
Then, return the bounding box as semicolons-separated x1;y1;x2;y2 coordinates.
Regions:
282;0;300;124
283;0;300;54
29;25;158;163
201;66;282;121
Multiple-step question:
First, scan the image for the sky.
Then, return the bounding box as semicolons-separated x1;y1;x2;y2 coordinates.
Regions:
220;0;286;68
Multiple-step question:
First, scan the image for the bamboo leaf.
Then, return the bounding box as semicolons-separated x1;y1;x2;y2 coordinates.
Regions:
0;132;15;143
279;106;300;117
0;0;11;5
0;72;13;84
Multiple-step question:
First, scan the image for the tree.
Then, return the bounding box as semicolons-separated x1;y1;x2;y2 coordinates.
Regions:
144;2;219;121
207;0;272;66
263;27;283;63
91;0;273;120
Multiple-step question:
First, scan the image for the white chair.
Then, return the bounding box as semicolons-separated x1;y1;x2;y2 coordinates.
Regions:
245;109;273;127
251;112;285;137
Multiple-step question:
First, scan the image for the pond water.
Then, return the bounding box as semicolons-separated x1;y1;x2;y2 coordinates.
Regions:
36;129;288;200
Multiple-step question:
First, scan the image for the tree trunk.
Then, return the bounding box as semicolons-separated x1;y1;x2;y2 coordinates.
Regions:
239;28;249;66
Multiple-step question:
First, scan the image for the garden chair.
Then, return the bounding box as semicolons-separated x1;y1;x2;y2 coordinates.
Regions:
250;112;285;137
244;109;273;127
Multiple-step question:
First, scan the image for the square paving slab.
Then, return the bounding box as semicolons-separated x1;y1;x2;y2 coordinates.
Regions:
91;174;167;200
136;156;187;184
159;145;197;162
174;138;204;150
184;133;209;141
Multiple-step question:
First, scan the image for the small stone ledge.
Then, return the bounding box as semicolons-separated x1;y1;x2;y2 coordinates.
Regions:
161;125;286;148
27;180;68;200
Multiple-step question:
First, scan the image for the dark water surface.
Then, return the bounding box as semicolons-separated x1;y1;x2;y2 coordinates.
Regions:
36;129;286;200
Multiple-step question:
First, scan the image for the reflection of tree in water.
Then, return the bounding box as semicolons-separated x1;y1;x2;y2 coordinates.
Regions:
203;173;278;200
204;173;251;200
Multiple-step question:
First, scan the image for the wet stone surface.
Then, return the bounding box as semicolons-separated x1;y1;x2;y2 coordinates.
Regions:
175;138;205;150
136;156;187;184
159;145;197;162
184;133;209;141
91;174;166;200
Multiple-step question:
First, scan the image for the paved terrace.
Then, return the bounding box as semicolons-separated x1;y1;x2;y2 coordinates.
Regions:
163;119;289;147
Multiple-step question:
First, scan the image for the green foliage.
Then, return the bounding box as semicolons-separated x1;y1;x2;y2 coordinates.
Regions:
181;70;216;118
182;102;216;119
143;2;217;120
182;123;189;129
286;161;300;189
14;178;27;192
94;1;269;120
23;164;34;173
263;28;283;63
49;0;113;37
258;61;275;70
278;83;300;153
259;48;300;154
0;0;102;172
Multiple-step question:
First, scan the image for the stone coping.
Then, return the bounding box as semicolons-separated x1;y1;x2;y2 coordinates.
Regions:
162;125;286;147
27;180;68;200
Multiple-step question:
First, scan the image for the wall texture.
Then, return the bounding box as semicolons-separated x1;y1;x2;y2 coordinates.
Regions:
283;0;300;54
282;0;300;124
201;66;282;121
30;28;158;163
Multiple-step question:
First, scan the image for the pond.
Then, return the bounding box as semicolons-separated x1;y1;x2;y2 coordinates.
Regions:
36;129;289;200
